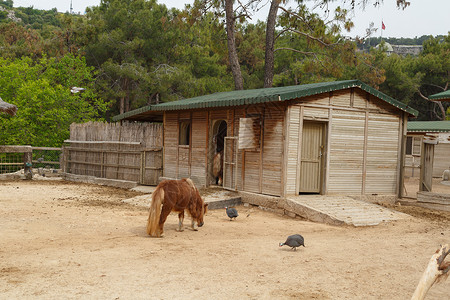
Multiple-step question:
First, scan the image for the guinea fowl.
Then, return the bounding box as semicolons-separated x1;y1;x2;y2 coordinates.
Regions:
225;206;238;221
279;234;305;250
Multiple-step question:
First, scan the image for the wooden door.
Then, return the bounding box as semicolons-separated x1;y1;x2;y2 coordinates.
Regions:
223;137;238;190
419;141;435;192
299;122;325;193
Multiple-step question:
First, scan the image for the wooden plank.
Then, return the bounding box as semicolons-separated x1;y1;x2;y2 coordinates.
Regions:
205;110;210;185
241;108;246;190
295;106;304;194
350;88;354;107
361;111;369;194
420;142;434;192
397;112;406;197
259;107;265;193
0;145;32;153
281;106;289;197
324;101;333;194
189;111;192;177
176;112;180;178
31;147;61;151
285;105;300;194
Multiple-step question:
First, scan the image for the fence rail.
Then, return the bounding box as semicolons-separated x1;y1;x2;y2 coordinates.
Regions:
0;145;56;177
2;122;163;185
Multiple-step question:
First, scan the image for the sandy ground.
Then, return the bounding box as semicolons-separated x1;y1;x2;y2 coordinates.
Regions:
1;179;449;300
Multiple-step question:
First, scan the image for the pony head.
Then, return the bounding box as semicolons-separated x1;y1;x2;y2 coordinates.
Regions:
196;202;208;227
185;178;208;227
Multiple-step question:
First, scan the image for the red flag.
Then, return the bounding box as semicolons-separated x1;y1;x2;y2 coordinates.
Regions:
382;21;386;30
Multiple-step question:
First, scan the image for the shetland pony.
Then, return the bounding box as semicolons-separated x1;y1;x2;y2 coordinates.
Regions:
146;178;208;237
212;150;223;185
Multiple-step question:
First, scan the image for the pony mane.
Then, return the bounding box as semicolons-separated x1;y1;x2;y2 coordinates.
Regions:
183;178;204;218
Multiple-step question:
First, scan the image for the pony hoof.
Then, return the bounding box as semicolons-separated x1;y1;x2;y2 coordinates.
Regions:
192;227;198;231
176;228;184;232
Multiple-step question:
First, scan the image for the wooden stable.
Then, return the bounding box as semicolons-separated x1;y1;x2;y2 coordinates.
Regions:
113;80;418;198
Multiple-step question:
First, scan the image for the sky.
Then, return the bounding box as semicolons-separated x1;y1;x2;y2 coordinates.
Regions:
12;0;450;39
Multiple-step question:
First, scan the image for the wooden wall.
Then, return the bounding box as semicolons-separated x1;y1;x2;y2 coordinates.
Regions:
67;121;163;185
262;103;284;195
435;143;450;177
285;88;404;196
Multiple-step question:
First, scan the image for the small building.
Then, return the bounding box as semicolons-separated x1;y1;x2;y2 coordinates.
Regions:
113;80;418;198
406;121;450;178
375;42;423;56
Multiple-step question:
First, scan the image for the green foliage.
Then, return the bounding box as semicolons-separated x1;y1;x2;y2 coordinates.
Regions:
358;35;442;50
0;1;13;9
0;0;447;128
0;55;108;146
238;22;266;89
272;3;357;86
374;34;450;120
14;6;60;29
0;22;44;59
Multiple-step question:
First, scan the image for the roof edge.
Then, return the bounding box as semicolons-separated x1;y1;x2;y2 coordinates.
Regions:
112;80;419;121
112;105;153;122
429;90;450;100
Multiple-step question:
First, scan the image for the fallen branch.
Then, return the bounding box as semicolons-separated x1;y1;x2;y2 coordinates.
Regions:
411;244;450;300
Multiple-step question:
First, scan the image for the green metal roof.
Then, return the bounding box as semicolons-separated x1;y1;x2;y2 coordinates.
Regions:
113;79;418;121
429;90;450;101
407;121;450;132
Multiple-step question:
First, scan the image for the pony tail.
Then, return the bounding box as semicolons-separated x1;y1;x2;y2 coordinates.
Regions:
147;186;164;237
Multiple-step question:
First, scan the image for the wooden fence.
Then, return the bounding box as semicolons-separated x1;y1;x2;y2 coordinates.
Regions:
63;121;163;185
0;146;62;175
0;145;33;177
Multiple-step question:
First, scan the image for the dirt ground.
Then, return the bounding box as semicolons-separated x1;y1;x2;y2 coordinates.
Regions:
403;176;450;198
1;179;449;299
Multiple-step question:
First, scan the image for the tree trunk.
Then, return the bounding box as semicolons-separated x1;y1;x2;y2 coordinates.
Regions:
125;78;130;113
411;244;450;300
225;0;243;90
120;96;125;115
263;0;281;88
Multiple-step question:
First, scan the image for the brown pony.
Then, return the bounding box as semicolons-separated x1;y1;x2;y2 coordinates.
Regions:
212;150;223;185
146;178;208;237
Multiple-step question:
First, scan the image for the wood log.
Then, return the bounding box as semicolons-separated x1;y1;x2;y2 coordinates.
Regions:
0;97;17;116
411;244;450;300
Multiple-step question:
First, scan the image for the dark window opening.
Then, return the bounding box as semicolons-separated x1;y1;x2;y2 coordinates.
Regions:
406;136;412;155
179;121;191;145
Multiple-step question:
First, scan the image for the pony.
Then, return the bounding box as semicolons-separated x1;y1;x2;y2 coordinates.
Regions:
212;150;224;185
146;178;208;237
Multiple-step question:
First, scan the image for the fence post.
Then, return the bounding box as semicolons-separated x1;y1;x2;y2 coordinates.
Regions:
23;149;32;180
